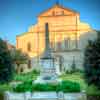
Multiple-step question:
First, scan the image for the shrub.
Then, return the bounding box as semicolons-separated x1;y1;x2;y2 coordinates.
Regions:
13;80;80;93
13;80;33;92
32;70;40;75
65;69;84;74
56;81;80;92
32;83;57;92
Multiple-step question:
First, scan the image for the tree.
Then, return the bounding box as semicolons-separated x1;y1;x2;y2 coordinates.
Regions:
0;38;14;83
11;49;29;73
84;31;100;89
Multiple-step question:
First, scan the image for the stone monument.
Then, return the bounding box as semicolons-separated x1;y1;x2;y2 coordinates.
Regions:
34;23;59;83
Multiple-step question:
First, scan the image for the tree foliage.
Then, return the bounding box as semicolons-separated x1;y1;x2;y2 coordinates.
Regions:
0;39;14;83
84;31;100;89
11;49;29;73
11;49;29;65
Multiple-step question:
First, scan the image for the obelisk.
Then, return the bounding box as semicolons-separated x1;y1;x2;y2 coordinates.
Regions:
34;23;58;83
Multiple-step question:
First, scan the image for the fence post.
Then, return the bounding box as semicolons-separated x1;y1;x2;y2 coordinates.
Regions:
24;92;31;100
57;91;64;100
81;90;87;100
4;91;10;100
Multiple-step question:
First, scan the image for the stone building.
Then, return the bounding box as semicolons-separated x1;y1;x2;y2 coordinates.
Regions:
16;3;97;73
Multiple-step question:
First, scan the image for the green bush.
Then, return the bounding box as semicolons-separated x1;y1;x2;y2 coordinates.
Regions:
13;80;80;93
86;85;100;96
32;83;57;92
56;81;80;92
32;70;40;75
13;79;33;92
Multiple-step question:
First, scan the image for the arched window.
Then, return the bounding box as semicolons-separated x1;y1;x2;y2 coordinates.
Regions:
27;42;31;52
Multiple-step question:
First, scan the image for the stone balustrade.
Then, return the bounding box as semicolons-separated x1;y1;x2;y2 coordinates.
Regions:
4;91;87;100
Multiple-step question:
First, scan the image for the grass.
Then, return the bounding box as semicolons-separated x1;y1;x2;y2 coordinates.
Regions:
0;84;13;92
13;70;39;82
86;85;100;96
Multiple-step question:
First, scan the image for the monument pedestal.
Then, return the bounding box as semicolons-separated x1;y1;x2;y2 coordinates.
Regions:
34;67;60;84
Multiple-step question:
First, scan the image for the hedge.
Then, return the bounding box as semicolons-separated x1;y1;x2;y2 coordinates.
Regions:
13;80;80;93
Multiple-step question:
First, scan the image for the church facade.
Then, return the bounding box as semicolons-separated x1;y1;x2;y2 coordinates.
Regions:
16;4;97;73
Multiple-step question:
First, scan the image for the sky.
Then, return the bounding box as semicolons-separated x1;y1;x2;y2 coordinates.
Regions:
0;0;100;45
